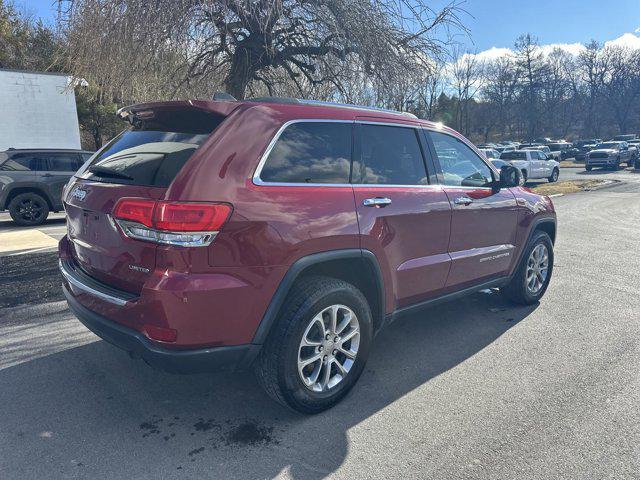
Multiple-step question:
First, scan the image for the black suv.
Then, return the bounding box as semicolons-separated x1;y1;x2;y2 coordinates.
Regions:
0;149;93;225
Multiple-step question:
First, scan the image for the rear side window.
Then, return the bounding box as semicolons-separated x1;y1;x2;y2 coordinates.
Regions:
259;122;352;184
80;109;223;187
46;153;83;172
429;131;493;187
0;153;44;171
354;124;428;185
501;151;526;160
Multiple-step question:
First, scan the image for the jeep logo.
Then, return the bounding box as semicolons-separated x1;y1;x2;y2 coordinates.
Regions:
70;187;87;201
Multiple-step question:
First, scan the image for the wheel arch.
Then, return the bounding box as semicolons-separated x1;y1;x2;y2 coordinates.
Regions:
251;249;385;345
3;186;54;210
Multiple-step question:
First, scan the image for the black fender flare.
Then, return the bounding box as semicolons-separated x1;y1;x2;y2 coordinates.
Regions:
512;216;556;274
250;248;385;346
1;183;55;210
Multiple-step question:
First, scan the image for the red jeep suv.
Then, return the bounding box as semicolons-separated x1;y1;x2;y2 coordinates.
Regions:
59;98;556;413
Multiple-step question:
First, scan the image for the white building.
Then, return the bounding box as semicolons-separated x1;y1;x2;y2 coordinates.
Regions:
0;69;82;151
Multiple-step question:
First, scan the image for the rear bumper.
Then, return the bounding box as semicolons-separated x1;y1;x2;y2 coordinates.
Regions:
63;284;260;373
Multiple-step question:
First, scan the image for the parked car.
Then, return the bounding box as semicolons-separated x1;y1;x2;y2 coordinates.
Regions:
500;149;560;183
585;141;633;170
547;142;576;160
495;145;516;153
0;148;93;225
613;134;637;142
530;145;556;159
59;97;556;413
534;137;553;144
573;139;601;160
518;142;542;150
479;148;501;160
626;140;640;163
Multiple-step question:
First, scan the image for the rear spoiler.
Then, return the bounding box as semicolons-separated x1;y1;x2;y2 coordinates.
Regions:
117;100;241;125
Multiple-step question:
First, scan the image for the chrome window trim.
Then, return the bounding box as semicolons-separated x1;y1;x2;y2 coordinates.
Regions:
59;260;130;306
252;118;429;188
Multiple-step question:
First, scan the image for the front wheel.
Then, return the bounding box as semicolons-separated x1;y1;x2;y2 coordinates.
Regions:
521;170;528;184
501;231;554;305
254;276;373;414
548;168;559;183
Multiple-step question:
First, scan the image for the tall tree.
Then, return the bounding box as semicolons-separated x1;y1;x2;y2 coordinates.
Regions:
61;0;464;101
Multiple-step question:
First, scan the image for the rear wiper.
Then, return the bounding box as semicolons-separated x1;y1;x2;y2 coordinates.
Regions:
88;165;133;180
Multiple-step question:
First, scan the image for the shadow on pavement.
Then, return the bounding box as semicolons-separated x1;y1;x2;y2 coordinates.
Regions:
0;291;538;479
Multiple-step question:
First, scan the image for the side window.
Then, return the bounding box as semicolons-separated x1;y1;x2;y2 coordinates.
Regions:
0;153;43;171
46;153;83;172
259;122;352;184
354;124;428;185
429;131;494;187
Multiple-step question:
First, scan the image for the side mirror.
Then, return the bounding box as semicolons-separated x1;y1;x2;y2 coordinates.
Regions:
498;165;521;189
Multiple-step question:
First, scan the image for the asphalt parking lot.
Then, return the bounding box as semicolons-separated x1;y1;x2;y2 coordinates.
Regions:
1;169;639;479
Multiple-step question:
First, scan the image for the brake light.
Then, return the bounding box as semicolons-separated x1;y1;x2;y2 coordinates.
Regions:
112;199;155;227
112;198;232;247
153;202;231;232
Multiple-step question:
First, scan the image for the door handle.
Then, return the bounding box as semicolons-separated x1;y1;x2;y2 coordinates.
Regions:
454;196;473;205
363;197;392;207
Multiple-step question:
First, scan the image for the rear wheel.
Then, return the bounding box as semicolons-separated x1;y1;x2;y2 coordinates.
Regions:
254;276;373;414
8;192;50;226
585;166;592;171
548;168;559;183
501;231;554;305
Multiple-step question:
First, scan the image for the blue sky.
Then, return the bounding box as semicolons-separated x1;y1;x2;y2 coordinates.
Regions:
17;0;640;55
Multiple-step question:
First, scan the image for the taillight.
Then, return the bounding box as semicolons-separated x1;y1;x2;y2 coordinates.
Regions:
112;199;155;227
153;202;231;232
112;198;232;247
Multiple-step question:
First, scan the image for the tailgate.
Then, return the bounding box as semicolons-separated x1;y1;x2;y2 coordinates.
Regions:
65;179;166;294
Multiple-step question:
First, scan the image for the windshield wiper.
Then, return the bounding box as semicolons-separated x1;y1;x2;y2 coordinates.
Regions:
88;165;133;180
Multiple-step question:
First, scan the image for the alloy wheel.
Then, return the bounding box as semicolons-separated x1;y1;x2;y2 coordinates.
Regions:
17;198;44;223
297;304;360;392
526;243;549;295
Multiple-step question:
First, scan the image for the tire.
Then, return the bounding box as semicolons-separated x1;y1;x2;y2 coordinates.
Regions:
521;170;528;184
254;275;373;414
8;192;50;226
501;231;554;305
585;166;592;171
547;168;559;183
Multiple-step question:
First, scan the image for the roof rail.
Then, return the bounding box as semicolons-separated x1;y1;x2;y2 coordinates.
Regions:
244;96;418;118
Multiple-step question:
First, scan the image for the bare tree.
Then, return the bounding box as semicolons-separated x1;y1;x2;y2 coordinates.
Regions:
449;50;483;135
514;34;547;140
61;0;465;101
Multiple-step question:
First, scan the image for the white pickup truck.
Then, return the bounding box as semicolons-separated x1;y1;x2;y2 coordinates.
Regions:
499;149;560;183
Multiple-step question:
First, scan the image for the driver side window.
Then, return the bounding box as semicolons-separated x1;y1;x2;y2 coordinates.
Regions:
429;131;494;187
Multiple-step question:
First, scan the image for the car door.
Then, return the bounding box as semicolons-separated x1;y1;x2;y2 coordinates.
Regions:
531;151;546;178
352;121;452;310
42;152;83;209
426;129;519;289
539;151;553;176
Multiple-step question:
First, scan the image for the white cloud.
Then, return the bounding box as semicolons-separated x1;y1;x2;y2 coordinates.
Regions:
462;32;640;64
604;32;640;50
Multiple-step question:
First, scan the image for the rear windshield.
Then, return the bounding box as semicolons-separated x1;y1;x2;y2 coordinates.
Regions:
79;109;223;187
501;151;526;160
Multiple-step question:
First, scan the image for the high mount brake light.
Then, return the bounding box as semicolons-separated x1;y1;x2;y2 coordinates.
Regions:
112;198;232;247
